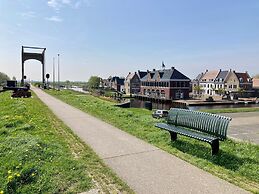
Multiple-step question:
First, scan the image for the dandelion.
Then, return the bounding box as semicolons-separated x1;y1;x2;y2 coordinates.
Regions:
7;175;13;181
31;173;35;177
15;173;20;177
0;190;4;194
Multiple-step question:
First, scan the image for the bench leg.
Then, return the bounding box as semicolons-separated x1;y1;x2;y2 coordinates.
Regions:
211;139;219;155
169;131;177;141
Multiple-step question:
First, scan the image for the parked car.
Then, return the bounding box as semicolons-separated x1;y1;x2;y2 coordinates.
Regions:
152;109;169;119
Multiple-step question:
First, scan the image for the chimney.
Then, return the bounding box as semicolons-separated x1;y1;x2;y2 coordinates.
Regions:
219;69;221;72
153;69;156;71
147;70;150;73
134;71;137;74
206;69;208;72
230;69;232;72
171;66;175;70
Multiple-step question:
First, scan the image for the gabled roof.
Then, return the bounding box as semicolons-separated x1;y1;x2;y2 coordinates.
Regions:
215;70;229;82
125;72;135;81
194;73;204;81
140;67;190;81
201;70;220;81
117;78;125;85
235;72;251;83
138;71;148;79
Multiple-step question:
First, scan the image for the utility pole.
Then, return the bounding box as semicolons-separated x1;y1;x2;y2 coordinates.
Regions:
58;54;60;90
53;57;55;89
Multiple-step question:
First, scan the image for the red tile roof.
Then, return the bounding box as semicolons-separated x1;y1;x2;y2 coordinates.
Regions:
235;72;251;83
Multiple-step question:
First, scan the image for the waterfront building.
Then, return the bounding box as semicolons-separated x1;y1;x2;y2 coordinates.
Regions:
192;73;204;96
234;71;253;90
199;70;219;96
140;67;190;100
125;71;147;95
194;69;253;97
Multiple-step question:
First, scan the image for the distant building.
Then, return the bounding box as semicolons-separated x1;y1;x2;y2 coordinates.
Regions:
111;76;125;93
215;70;239;94
125;71;147;95
193;69;253;97
192;73;204;96
199;70;219;96
253;78;259;89
140;67;190;100
235;72;253;90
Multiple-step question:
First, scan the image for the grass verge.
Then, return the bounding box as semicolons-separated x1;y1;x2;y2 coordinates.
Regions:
0;91;133;194
46;89;259;193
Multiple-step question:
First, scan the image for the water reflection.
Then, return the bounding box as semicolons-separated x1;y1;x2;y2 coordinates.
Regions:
130;99;259;111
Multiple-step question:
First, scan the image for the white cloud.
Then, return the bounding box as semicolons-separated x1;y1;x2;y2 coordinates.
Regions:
47;0;59;9
45;16;63;22
47;0;90;10
21;11;36;18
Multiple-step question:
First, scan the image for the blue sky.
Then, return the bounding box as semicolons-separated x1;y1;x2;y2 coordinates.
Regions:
0;0;259;81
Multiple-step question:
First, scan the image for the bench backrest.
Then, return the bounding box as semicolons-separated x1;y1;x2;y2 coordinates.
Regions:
167;108;232;140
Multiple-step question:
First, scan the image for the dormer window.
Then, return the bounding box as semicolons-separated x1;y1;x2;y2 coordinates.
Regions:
239;78;243;83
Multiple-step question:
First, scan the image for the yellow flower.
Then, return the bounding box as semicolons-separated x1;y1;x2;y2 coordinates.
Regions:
31;173;35;177
0;190;4;194
15;173;20;177
7;175;13;180
8;170;11;174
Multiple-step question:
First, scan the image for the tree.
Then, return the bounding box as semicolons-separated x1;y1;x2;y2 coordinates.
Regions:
217;88;225;96
65;80;70;89
0;72;10;86
87;76;101;90
12;76;16;81
193;85;202;95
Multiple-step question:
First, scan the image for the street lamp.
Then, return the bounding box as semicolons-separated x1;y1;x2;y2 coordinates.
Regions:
58;54;60;90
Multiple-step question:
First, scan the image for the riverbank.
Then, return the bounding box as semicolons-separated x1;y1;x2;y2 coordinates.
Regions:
0;91;132;193
46;89;259;193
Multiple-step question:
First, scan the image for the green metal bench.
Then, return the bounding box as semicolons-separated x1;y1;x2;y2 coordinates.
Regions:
155;108;232;155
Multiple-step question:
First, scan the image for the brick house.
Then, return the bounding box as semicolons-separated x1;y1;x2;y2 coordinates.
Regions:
235;72;253;90
125;71;147;95
140;67;190;100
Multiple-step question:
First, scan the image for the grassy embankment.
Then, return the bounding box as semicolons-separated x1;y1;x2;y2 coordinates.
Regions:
46;89;259;193
0;91;133;194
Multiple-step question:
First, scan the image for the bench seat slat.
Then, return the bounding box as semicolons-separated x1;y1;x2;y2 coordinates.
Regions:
156;123;218;143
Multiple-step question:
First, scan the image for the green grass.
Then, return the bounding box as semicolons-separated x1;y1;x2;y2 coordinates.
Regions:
0;91;133;194
200;107;259;114
46;89;259;193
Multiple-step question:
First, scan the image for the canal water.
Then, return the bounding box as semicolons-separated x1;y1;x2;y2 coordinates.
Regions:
129;99;259;111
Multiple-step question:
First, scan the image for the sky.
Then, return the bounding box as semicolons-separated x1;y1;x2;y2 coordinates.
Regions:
0;0;259;81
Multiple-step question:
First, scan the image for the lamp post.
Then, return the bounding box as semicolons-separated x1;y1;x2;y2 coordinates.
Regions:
53;57;55;89
58;54;60;90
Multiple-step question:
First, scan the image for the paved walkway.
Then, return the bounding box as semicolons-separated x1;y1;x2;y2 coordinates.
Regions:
32;87;248;194
221;112;259;144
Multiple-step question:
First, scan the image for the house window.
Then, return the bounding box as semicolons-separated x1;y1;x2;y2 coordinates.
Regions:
233;85;237;89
